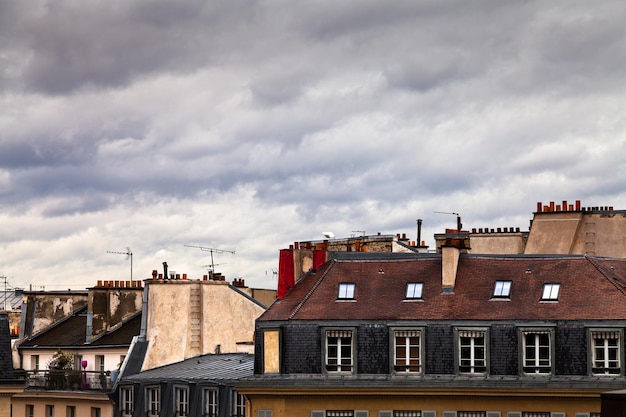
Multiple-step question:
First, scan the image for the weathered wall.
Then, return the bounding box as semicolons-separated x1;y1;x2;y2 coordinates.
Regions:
524;212;583;254
570;212;626;257
142;279;265;371
22;292;88;339
469;233;526;254
89;282;143;340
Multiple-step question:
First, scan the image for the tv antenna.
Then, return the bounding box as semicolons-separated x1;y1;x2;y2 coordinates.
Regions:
434;211;463;231
185;245;235;278
107;247;133;282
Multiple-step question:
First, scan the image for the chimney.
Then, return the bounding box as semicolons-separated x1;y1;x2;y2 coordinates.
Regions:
417;219;422;246
162;262;168;280
441;239;465;293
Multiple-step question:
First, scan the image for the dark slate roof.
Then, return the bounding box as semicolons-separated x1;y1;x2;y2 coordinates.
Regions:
19;305;88;347
121;353;253;384
19;306;140;348
260;253;626;322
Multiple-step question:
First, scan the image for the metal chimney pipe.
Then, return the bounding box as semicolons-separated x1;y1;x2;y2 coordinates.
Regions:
162;262;168;280
417;219;423;246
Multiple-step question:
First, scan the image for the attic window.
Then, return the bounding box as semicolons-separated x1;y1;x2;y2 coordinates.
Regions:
338;283;355;299
541;283;560;301
405;283;424;299
493;280;512;298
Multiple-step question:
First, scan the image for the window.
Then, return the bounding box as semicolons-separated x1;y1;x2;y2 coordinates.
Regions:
258;411;273;417
325;329;354;373
521;413;550;417
91;408;101;417
591;330;621;375
146;386;161;417
523;331;551;374
541;284;560;300
203;388;218;417
46;405;54;417
175;386;190;417
95;355;105;372
393;411;421;417
327;412;354;417
459;413;487;417
31;355;40;372
26;405;34;417
232;390;246;417
120;386;134;417
405;283;424;299
338;283;355;299
66;406;76;417
458;330;487;374
493;281;511;298
393;330;421;373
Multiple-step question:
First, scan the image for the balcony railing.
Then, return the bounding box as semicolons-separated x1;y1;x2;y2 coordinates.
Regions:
23;370;113;391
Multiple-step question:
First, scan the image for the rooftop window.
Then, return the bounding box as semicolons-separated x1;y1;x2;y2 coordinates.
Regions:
493;280;512;298
541;283;560;301
405;283;424;300
337;283;355;299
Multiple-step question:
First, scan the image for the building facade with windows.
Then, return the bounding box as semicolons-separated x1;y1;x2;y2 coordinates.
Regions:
240;247;626;417
114;353;252;417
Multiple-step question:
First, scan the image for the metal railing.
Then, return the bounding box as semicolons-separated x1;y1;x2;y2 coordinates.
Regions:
23;370;113;391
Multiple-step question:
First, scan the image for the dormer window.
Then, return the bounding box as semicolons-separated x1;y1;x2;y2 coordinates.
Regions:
541;283;560;301
493;280;512;298
338;283;355;299
405;283;424;300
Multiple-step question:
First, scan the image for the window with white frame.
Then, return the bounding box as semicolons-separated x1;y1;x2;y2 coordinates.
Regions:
458;412;487;417
338;283;356;299
459;330;487;374
493;281;512;298
405;283;424;300
541;283;560;301
202;388;218;417
174;385;190;417
31;355;39;372
232;390;246;417
522;331;552;374
393;330;421;373
326;412;354;417
325;329;354;373
521;413;550;417
146;386;160;417
591;330;621;375
95;355;105;373
392;411;421;417
120;386;134;417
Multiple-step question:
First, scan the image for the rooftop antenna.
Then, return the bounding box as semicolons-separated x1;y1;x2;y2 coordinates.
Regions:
434;211;463;232
351;230;366;237
107;247;133;283
185;245;235;279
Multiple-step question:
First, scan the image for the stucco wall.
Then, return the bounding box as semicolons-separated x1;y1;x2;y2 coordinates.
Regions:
142;279;265;371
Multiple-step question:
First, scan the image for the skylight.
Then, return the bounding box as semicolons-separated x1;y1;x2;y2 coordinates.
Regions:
493;280;512;298
338;283;355;299
541;283;560;300
405;283;424;299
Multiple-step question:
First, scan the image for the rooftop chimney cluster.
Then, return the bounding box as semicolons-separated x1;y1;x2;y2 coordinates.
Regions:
231;278;246;288
536;200;614;213
471;227;522;234
96;280;142;288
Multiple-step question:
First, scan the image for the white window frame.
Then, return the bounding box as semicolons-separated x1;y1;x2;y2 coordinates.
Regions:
458;329;487;374
146;386;161;417
120;386;134;417
232;390;246;417
591;330;622;375
405;283;424;300
202;388;218;417
541;283;560;300
174;385;190;417
338;283;356;299
493;281;511;298
392;329;422;374
95;355;105;373
522;330;552;374
324;329;355;374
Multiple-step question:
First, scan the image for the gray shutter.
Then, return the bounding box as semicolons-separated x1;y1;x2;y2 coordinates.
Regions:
258;411;273;417
574;414;589;417
379;412;393;417
487;413;501;417
551;414;565;417
443;412;456;417
355;412;369;417
423;411;437;417
507;413;522;417
311;412;325;417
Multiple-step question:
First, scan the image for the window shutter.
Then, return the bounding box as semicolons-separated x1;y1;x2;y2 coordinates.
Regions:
379;412;393;417
443;412;456;417
423;411;437;417
311;411;326;417
551;413;565;417
507;413;522;417
487;413;501;417
355;411;369;417
258;411;273;417
574;414;589;417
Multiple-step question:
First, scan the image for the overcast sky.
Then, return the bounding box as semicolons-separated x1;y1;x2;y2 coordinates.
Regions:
1;0;625;291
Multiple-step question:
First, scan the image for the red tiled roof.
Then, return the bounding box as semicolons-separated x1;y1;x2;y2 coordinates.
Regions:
259;254;626;322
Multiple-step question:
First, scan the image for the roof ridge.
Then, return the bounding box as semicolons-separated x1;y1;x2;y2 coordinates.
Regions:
288;260;336;320
585;255;626;296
